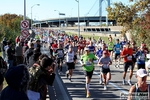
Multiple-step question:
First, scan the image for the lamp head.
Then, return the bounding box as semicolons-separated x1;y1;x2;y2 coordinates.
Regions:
37;4;40;6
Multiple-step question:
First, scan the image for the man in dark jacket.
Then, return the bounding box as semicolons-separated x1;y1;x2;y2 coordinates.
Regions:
0;64;30;100
23;43;34;67
5;41;14;68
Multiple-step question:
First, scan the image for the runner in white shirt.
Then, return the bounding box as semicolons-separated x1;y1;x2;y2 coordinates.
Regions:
66;46;76;82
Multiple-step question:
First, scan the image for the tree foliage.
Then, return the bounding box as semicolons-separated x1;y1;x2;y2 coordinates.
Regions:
106;0;150;46
0;13;24;42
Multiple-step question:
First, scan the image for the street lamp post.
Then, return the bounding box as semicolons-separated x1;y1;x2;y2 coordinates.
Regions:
75;0;80;37
24;0;26;20
54;10;60;28
31;4;40;28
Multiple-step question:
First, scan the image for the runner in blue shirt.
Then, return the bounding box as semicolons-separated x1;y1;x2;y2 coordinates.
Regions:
120;37;127;50
135;46;146;69
114;39;121;68
88;41;95;54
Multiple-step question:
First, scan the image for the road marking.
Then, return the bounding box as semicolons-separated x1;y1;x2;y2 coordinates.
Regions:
41;47;70;100
93;71;128;94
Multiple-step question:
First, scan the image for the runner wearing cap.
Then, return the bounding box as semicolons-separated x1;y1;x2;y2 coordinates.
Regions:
80;47;97;98
98;50;112;90
95;43;109;84
128;69;149;100
121;42;133;86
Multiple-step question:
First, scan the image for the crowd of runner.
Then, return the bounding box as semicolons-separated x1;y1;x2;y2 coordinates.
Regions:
0;28;150;99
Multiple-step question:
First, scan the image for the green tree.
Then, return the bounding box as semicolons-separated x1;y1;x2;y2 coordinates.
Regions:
106;0;150;47
0;13;31;42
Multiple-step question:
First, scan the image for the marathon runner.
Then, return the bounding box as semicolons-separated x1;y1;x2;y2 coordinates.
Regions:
80;47;97;98
121;42;134;86
66;46;76;82
55;44;65;74
135;45;147;70
78;37;86;56
107;38;114;60
114;39;121;68
95;43;109;84
88;41;96;54
98;50;112;90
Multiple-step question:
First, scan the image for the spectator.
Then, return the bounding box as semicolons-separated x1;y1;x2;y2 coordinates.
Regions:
22;40;29;56
0;64;30;100
15;36;20;44
23;43;34;67
15;42;23;65
5;41;14;68
128;69;149;100
0;73;4;93
28;56;55;100
1;37;7;60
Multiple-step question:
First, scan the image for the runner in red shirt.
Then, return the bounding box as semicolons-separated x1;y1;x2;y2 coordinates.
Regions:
121;42;133;86
52;40;58;57
78;37;85;56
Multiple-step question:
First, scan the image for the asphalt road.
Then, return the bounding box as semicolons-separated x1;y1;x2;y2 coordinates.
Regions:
41;47;150;100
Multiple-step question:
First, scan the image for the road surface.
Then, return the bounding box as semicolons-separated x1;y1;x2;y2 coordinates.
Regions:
41;47;150;100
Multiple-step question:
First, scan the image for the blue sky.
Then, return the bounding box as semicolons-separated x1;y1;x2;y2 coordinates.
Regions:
0;0;132;20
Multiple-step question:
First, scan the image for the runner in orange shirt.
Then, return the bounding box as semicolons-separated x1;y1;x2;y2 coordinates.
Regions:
121;42;133;86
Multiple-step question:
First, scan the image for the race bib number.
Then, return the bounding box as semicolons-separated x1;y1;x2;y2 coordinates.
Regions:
139;54;145;61
116;48;120;51
127;56;132;60
68;55;74;62
69;58;73;61
85;61;92;67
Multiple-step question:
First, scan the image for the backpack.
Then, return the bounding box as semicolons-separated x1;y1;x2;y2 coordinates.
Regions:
28;63;44;92
0;56;8;75
28;63;56;92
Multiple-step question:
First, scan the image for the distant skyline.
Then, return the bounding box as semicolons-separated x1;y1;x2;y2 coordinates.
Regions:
0;0;132;20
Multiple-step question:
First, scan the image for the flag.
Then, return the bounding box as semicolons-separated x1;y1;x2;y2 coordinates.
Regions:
59;13;65;16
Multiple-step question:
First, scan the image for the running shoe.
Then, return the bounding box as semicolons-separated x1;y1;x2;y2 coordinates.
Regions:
69;78;72;82
128;80;132;86
122;80;126;85
86;93;90;98
104;85;107;90
66;73;69;79
99;78;103;84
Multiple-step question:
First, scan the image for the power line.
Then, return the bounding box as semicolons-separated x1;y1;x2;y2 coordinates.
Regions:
87;0;98;14
94;0;109;16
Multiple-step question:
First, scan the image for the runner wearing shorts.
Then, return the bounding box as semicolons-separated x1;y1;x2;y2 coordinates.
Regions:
121;42;133;86
114;39;121;68
66;46;75;82
107;38;114;60
80;47;97;98
98;50;112;90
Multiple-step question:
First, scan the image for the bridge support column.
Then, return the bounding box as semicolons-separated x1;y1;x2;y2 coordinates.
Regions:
70;23;74;27
86;20;89;26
